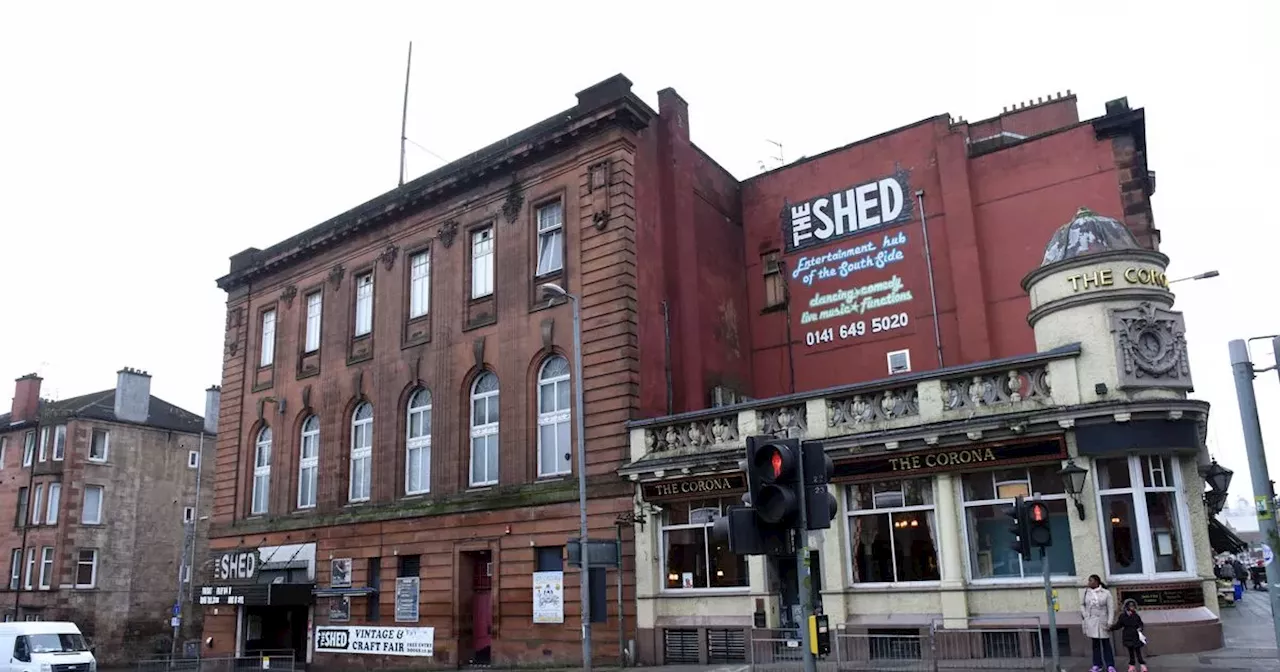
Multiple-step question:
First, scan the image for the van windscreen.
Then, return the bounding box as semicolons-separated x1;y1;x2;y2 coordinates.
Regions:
23;633;88;653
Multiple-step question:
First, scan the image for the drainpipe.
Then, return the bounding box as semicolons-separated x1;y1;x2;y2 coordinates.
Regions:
915;190;944;368
661;301;673;415
13;418;39;619
779;260;797;394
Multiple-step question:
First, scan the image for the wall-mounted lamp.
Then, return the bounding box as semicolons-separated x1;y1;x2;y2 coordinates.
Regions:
1059;459;1089;520
1200;459;1234;494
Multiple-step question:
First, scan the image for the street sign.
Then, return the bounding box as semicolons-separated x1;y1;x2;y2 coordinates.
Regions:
566;539;619;568
173;603;181;617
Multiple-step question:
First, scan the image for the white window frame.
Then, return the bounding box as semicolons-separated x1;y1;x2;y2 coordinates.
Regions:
75;549;97;589
24;548;35;590
188;450;200;468
304;291;323;353
535;201;564;277
887;349;911;374
52;425;66;461
536;356;572;478
46;483;60;526
8;549;19;591
658;499;749;593
349;402;373;502
959;467;1075;583
845;478;941;586
409;251;431;319
469;372;500;487
38;427;48;462
89;429;109;462
38;547;53;590
251;426;272;516
183;506;195;523
82;485;104;525
471;227;495;299
405;388;432;496
298;415;320;509
260;309;277;367
354;273;374;337
23;431;35;467
0;436;6;469
1094;454;1197;582
31;484;43;526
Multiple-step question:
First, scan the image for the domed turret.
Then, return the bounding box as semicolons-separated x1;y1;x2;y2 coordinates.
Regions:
1041;207;1140;267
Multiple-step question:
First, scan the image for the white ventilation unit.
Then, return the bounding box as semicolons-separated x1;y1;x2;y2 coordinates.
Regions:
887;350;912;375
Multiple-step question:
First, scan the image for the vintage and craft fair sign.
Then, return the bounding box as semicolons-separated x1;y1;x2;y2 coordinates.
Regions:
532;571;565;624
781;170;921;355
315;626;434;657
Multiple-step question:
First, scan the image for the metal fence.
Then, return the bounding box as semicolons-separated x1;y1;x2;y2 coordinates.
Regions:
748;625;1046;672
134;652;297;672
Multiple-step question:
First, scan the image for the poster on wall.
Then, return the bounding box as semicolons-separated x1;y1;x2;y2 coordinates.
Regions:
532;571;564;624
328;596;350;622
395;576;420;622
780;169;922;356
330;558;352;588
315;626;435;657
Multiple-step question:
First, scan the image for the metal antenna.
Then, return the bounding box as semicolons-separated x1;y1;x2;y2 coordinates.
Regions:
398;42;413;187
767;139;784;166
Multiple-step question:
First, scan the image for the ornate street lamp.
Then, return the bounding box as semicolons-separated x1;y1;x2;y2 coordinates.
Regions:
1200;459;1234;494
1059;459;1089;520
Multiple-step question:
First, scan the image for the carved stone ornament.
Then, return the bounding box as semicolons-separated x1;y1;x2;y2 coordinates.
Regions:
226;307;244;330
224;333;240;357
1111;301;1193;390
942;366;1052;411
757;405;807;439
645;414;740;453
437;220;459;248
379;243;400;271
328;264;346;291
593;210;609;230
828;386;920;433
502;183;524;224
280;284;298;307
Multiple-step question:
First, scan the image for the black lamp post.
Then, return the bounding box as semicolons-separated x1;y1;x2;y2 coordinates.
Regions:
1059;459;1089;521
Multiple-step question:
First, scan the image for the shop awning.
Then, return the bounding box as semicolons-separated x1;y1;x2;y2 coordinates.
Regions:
313;586;379;598
1209;517;1248;555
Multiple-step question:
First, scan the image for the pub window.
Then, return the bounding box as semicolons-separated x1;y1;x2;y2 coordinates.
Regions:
846;479;940;584
961;465;1076;580
762;251;786;308
661;498;748;591
1096;455;1189;577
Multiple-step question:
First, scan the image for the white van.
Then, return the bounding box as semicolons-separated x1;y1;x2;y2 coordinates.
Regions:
0;622;96;672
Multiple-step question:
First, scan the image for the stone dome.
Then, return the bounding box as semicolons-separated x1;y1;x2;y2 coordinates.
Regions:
1040;207;1140;266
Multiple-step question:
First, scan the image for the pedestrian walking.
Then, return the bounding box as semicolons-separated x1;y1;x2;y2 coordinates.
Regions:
1110;598;1147;672
1233;558;1249;599
1082;574;1117;672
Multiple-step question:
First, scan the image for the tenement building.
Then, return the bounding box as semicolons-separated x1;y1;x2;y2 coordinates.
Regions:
204;72;1189;668
0;370;217;664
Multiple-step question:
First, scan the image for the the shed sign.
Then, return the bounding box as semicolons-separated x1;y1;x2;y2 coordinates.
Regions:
212;550;259;582
783;170;913;253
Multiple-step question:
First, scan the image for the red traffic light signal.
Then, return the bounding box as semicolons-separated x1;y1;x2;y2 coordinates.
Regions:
1026;500;1052;548
746;438;801;525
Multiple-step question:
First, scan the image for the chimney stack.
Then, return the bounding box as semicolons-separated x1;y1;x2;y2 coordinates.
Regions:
204;385;221;435
10;373;42;423
114;367;152;423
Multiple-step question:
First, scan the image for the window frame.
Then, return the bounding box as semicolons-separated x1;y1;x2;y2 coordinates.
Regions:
761;250;787;309
405;388;432;496
251;426;272;516
844;478;942;587
37;547;53;590
89;429;109;463
887;349;912;375
298;415;320;509
260;308;277;368
74;549;97;589
38;428;48;462
1093;454;1197;582
8;549;19;590
23;548;35;590
353;272;375;338
52;425;66;461
304;290;323;353
15;487;28;528
31;484;43;526
0;436;5;469
45;482;60;526
958;466;1076;584
658;498;750;594
536;356;572;478
349;402;374;503
82;484;104;525
188;450;200;469
534;199;565;278
22;431;35;467
408;249;432;320
470;225;495;300
469;372;500;488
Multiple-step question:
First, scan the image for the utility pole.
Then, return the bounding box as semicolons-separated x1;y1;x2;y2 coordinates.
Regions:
1227;338;1280;650
1040;547;1061;671
794;449;817;672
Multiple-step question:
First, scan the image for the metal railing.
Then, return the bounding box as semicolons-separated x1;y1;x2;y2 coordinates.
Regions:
747;625;1046;672
134;653;297;672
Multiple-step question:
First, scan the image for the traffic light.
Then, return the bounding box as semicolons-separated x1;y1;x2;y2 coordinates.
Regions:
1026;499;1053;550
747;437;802;526
802;439;838;530
1005;495;1031;561
712;506;790;557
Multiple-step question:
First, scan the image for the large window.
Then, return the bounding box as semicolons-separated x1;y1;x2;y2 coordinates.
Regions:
75;550;97;588
38;547;53;590
962;466;1076;580
304;291;323;353
298;416;319;509
354;273;374;337
846;479;940;584
89;429;109;462
82;486;103;525
661;499;748;591
52;426;66;461
15;488;28;528
469;372;500;487
260;309;276;367
471;227;494;299
23;431;35;467
537;356;571;477
31;484;43;526
535;201;564;276
405;388;432;495
409;251;431;319
349;403;374;502
24;549;34;589
45;483;60;526
8;549;19;590
1097;455;1189;576
251;426;272;516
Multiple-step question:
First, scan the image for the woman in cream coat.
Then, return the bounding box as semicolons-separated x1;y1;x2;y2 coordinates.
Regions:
1082;573;1117;672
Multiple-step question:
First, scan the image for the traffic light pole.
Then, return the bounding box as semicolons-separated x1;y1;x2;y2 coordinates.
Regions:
794;450;818;672
1040;547;1061;672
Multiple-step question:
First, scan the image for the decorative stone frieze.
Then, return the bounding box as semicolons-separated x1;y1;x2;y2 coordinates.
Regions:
827;386;919;434
942;366;1051;411
644;413;740;453
757;405;807;438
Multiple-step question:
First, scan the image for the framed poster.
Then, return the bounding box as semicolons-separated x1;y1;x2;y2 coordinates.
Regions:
330;558;353;588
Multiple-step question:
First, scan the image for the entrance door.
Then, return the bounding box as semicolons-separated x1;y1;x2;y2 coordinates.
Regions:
462;551;493;665
243;605;307;661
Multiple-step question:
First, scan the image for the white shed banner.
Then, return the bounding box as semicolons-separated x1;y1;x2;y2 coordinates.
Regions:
315;626;434;657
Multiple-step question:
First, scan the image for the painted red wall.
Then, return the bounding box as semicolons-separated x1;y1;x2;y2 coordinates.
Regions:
739;104;1133;398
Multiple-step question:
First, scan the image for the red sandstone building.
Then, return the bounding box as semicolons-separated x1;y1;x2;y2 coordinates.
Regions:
204;74;1167;667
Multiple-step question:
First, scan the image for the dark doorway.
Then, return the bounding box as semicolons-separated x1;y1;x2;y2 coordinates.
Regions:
774;550;822;630
243;605;308;662
460;550;493;666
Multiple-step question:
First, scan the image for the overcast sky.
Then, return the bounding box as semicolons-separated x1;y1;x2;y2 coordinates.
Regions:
1;2;1276;500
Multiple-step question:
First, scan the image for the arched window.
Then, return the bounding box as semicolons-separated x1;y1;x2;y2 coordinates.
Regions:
469;372;500;487
537;355;572;477
405;388;432;495
251;426;272;515
349;402;373;502
298;416;320;509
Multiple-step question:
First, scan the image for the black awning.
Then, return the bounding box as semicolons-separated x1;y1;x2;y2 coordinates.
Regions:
1209;517;1248;554
313;586;378;598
